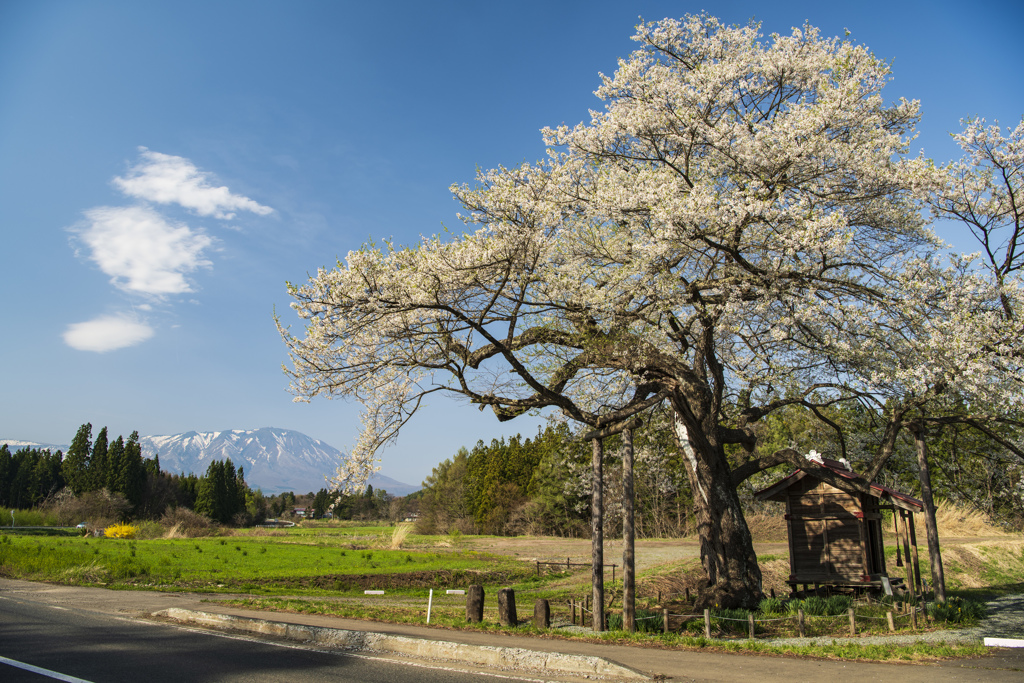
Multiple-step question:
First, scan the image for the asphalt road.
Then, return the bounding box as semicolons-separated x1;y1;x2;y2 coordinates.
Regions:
0;595;530;683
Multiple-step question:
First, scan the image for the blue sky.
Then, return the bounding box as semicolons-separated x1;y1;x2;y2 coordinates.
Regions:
1;0;1021;487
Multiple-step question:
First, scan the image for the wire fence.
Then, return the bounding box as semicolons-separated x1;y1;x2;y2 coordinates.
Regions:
560;595;929;638
349;572;933;640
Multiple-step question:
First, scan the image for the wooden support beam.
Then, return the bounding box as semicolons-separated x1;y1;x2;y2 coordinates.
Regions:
908;512;923;596
899;510;917;607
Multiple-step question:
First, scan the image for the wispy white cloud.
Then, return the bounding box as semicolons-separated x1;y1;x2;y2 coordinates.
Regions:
75;205;214;296
64;149;271;352
113;147;274;219
63;315;154;352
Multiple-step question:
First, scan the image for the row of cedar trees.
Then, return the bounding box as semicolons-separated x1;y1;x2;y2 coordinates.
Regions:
413;422;693;538
412;406;1024;538
2;423;304;526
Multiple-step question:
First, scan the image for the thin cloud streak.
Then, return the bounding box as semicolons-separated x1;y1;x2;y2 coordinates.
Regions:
113;147;274;219
63;314;154;352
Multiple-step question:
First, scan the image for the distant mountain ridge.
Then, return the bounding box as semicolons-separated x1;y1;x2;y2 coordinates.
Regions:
0;439;68;451
2;430;419;497
139;428;419;496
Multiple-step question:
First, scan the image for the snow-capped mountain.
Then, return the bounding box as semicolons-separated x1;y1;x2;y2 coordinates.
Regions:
0;439;68;451
139;427;419;496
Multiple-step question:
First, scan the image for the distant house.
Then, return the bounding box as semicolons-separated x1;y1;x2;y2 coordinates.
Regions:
292;507;308;518
754;456;925;596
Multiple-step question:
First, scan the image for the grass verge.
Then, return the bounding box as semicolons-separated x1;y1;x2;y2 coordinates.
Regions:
212;595;986;662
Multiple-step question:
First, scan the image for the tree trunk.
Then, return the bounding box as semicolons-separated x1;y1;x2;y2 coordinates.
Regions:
591;437;605;631
672;407;762;609
911;424;946;602
622;428;636;633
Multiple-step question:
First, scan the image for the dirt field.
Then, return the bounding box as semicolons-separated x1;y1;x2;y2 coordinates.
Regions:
451;531;1024;600
460;535;788;570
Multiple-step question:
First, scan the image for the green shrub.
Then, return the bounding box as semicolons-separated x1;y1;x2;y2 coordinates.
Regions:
607;609;664;633
930;597;986;624
758;597;784;615
825;595;852;614
134;521;165;539
712;607;750;634
785;595;850;617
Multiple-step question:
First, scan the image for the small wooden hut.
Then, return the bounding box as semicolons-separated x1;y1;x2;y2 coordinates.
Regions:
754;457;925;596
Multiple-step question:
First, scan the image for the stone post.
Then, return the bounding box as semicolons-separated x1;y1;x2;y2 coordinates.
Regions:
498;588;517;627
533;599;550;629
466;584;484;623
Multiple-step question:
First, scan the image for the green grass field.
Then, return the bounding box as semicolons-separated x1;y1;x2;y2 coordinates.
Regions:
0;527;531;595
1;521;1018;662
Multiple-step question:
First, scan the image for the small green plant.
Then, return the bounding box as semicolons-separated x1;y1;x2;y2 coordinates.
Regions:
607;609;665;633
931;597;986;624
758;597;784;615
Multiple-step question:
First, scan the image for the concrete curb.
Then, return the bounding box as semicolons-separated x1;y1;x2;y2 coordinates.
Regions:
153;608;647;680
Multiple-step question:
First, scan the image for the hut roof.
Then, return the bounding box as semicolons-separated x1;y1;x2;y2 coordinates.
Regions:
753;457;924;512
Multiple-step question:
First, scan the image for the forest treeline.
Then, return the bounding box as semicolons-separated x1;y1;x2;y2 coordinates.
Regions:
0;422;401;528
414;406;1024;537
5;405;1021;533
415;422;691;538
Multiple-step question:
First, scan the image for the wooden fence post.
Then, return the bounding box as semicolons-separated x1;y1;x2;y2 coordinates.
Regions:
798;609;805;638
848;608;856;636
663;609;669;634
748;613;755;640
886;611;895;632
704;609;711;638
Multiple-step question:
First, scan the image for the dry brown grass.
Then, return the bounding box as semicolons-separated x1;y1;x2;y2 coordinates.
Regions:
161;508;216;538
744;508;788;542
390;523;413;549
934;500;1009;537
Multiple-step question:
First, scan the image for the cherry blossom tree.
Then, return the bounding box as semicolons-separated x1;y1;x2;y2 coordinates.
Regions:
281;14;939;607
822;118;1024;600
934;117;1024;319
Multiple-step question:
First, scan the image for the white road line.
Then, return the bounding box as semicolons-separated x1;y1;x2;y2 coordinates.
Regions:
0;655;94;682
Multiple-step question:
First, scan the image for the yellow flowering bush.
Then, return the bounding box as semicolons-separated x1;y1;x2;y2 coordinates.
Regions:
104;523;139;539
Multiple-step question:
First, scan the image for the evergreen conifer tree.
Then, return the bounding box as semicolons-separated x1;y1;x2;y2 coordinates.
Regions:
89;427;109;492
62;423;92;495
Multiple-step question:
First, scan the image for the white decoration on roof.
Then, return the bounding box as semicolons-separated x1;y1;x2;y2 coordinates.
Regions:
839;457;853;471
805;450;824;465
